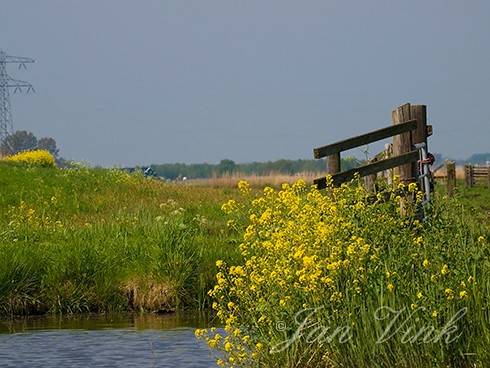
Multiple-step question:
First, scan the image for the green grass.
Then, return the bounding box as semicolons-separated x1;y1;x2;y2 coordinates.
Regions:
0;162;241;315
451;183;490;217
1;162;489;322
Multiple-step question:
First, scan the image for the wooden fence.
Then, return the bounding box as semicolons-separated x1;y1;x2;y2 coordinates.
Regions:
313;103;432;189
464;164;490;188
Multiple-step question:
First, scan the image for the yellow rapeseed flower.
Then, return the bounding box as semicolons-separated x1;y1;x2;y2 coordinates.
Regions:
302;256;315;267
4;149;55;167
408;182;418;192
194;328;206;338
238;180;251;194
445;288;454;300
200;177;483;365
224;342;233;352
441;264;449;275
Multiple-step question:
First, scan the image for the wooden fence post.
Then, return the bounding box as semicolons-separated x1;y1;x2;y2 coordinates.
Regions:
364;170;377;193
465;164;473;187
392;103;415;184
410;105;428;147
327;153;341;176
446;160;456;197
384;143;393;185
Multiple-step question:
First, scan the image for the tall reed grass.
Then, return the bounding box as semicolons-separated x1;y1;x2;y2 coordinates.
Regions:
185;171;323;188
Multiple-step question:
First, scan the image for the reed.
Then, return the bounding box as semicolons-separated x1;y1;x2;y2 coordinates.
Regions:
185;171;323;188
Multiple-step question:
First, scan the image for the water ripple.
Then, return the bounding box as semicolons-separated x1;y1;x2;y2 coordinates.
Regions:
0;328;217;368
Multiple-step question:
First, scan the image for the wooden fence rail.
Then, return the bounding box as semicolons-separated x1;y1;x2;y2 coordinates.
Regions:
464;164;490;188
313;120;418;159
314;150;419;188
313;103;432;189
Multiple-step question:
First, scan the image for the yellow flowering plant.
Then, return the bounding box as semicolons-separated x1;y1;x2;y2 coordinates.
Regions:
4;149;56;167
197;178;489;367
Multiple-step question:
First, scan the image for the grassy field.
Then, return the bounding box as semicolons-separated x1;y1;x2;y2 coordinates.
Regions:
3;159;490;366
0;162;488;317
443;181;490;221
0;162;242;315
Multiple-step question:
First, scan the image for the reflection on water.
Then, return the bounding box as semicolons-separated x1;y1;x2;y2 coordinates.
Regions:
0;312;218;368
0;312;214;334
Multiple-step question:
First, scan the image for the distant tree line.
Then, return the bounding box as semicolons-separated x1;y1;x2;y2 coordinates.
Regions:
465;153;490;165
433;153;490;166
151;157;363;180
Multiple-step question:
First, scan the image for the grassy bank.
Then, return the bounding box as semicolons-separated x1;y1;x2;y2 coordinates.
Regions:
0;162;241;315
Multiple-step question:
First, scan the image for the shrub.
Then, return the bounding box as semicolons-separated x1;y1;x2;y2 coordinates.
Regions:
4;149;56;167
196;179;490;367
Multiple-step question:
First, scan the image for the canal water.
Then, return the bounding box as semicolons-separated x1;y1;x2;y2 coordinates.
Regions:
0;313;218;367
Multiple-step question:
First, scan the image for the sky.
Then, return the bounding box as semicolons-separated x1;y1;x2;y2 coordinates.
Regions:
1;0;489;167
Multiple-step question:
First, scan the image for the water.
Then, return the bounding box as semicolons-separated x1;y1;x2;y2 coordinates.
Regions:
0;313;218;367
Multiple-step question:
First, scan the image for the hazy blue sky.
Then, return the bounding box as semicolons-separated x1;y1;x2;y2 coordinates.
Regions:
1;1;489;166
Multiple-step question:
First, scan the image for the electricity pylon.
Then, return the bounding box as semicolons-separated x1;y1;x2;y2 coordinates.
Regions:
0;49;35;147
